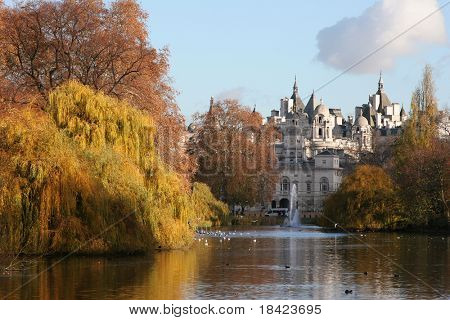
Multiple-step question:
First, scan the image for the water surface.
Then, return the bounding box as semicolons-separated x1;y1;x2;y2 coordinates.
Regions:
1;226;448;299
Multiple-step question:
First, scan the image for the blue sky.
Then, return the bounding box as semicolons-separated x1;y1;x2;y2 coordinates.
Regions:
144;0;450;121
5;0;449;120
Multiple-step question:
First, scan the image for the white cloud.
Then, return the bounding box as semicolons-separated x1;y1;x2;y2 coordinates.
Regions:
316;0;448;73
215;86;247;101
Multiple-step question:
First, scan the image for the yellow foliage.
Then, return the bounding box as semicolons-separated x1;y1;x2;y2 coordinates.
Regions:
0;82;228;254
322;165;401;230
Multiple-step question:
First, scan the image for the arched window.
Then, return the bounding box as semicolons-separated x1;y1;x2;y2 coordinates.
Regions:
320;177;329;193
318;128;323;136
281;177;290;192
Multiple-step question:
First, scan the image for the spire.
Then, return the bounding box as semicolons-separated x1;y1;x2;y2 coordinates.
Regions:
400;103;406;117
209;96;214;112
252;104;256;113
290;75;304;111
378;71;384;92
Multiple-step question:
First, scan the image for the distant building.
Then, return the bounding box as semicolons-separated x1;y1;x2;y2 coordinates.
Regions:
266;74;406;217
438;109;450;139
193;74;409;217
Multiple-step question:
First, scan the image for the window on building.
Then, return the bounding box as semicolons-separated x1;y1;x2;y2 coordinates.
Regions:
320;177;329;193
306;181;312;193
319;117;322;123
318;128;323;136
306;199;313;210
281;178;290;192
322;160;326;165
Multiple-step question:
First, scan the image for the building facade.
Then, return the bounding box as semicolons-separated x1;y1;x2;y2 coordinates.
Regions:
267;74;406;218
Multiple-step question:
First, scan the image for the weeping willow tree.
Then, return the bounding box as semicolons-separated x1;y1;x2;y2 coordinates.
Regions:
0;81;228;254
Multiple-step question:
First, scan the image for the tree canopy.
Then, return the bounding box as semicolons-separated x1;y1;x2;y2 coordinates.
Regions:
393;65;449;226
0;0;192;175
189;99;279;210
322;165;402;230
0;82;228;254
323;65;449;230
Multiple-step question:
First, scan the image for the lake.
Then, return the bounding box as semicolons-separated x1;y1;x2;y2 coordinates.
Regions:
1;226;448;299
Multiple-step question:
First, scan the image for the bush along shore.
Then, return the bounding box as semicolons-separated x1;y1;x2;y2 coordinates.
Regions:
0;82;229;255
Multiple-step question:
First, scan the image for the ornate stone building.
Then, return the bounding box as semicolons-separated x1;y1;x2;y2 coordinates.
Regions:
267;74;406;218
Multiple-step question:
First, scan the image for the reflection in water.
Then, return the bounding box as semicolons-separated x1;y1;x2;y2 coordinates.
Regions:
0;226;448;299
0;249;205;300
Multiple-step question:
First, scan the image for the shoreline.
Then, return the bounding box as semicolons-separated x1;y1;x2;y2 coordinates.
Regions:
1;223;448;259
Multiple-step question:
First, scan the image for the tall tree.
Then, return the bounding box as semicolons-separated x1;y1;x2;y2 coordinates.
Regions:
0;0;192;175
403;64;438;149
393;65;449;227
190;100;279;212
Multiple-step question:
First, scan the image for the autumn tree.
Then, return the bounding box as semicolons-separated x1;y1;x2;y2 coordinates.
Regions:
190;100;279;212
0;0;192;174
396;64;438;152
322;165;402;230
0;82;228;254
393;65;449;227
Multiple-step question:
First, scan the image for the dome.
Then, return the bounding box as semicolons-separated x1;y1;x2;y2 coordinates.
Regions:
354;116;369;127
314;103;329;117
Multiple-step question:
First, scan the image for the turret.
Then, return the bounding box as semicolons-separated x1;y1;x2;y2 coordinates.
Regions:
290;75;305;112
209;96;214;112
378;71;384;92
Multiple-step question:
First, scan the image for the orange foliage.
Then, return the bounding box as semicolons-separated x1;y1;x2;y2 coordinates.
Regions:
0;0;193;175
190;99;279;208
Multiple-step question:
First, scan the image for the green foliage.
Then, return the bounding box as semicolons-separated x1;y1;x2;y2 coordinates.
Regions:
0;82;228;254
322;165;402;230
